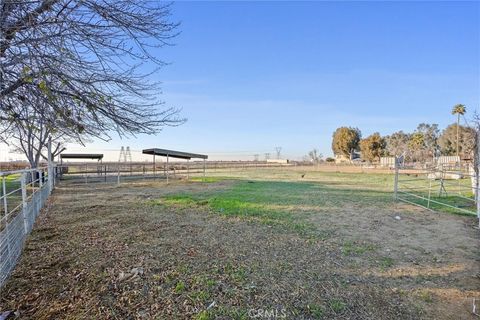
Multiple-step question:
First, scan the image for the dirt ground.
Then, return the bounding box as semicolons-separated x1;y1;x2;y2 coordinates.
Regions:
0;172;478;319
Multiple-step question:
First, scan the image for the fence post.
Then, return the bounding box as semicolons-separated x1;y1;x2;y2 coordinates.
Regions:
47;137;54;193
21;172;28;234
393;157;399;201
166;155;169;183
476;130;480;227
2;176;7;217
2;175;12;266
37;169;43;188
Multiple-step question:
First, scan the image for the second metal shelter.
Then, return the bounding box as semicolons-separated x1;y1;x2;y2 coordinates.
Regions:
142;148;208;182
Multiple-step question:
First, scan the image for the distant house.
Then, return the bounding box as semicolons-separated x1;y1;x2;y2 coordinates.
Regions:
334;152;360;164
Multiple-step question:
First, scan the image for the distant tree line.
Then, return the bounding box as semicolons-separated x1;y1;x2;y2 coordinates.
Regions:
331;106;475;163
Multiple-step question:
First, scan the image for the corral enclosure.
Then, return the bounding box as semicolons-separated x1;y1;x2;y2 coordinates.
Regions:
0;166;479;319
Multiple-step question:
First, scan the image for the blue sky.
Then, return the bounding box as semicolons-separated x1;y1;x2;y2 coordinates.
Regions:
4;1;479;161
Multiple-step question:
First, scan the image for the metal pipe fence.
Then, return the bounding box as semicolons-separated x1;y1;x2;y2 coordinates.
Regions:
0;166;57;287
56;161;301;184
394;161;480;225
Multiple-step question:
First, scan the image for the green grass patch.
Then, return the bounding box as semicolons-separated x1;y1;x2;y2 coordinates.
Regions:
156;178;400;237
417;291;433;303
328;299;346;313
308;304;325;319
174;280;186;294
341;241;376;256
195;310;212;320
159;180;326;236
379;257;395;269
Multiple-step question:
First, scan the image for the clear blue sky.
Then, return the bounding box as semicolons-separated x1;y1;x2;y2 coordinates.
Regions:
5;1;479;161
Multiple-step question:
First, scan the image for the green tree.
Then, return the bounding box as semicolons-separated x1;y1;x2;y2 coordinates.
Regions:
438;123;475;158
332;127;361;159
408;132;425;162
359;133;386;162
452;104;467;156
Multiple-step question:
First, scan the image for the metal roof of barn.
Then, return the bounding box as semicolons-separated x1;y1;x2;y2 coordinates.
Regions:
60;153;104;160
142;148;208;160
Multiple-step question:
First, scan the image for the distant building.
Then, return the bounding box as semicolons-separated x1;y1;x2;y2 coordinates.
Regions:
380;157;396;168
334;152;360;164
436;155;460;166
266;159;289;164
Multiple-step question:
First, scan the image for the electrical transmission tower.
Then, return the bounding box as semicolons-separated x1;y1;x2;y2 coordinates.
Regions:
119;146;132;163
275;147;282;159
253;154;259;162
125;146;132;162
264;153;270;161
119;146;125;162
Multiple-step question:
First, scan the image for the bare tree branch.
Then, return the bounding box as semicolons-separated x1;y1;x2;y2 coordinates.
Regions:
1;0;184;155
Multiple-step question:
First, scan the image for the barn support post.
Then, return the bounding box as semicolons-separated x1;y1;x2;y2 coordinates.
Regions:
153;154;156;179
203;159;206;181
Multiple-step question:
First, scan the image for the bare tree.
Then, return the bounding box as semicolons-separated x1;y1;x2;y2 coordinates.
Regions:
0;0;184;148
0;102;71;168
385;131;410;158
308;148;322;164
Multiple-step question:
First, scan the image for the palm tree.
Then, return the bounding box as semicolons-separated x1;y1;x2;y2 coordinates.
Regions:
452;104;466;157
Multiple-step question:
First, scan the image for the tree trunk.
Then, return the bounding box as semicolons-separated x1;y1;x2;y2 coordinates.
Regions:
457;114;460;157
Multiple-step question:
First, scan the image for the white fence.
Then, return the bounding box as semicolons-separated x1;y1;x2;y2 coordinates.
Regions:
0;166;56;287
394;161;480;225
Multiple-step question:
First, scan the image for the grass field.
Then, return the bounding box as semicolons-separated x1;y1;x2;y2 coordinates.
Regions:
0;168;478;319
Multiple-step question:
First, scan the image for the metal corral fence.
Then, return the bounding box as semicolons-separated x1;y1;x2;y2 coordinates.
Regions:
0;166;58;287
56;161;301;184
394;161;480;224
